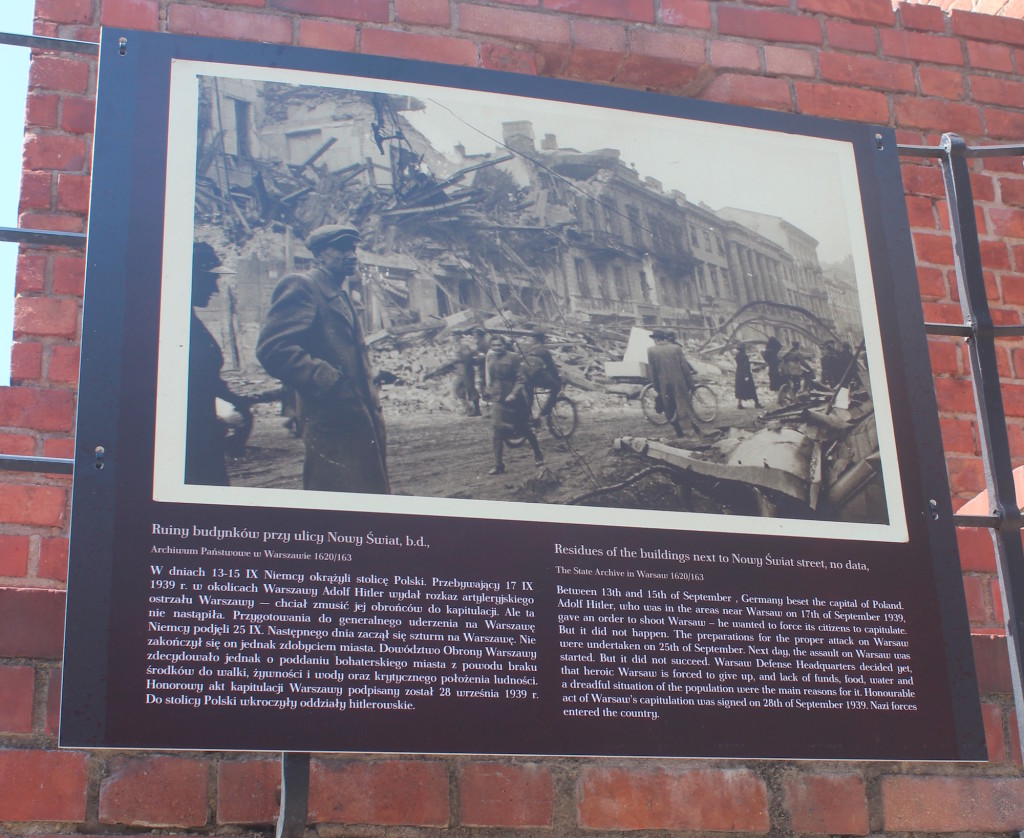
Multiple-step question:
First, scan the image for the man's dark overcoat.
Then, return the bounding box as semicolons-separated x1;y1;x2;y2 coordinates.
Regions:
647;341;696;424
257;265;388;493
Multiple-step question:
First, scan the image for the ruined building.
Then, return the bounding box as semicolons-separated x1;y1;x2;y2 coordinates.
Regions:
193;79;861;374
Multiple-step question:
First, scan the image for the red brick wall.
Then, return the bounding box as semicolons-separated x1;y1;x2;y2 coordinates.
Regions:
4;0;1024;832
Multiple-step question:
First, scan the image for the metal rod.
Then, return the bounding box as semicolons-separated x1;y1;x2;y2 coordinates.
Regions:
925;322;1024;338
900;142;1024;159
0;31;98;55
0;226;87;247
0;454;74;475
275;753;310;838
939;133;1024;755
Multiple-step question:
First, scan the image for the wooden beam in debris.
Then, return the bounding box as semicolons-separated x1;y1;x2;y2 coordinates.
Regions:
290;136;337;173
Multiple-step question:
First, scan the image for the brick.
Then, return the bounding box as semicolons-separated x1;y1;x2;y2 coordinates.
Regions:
395;0;451;26
913;231;955;265
0;434;35;456
29;56;92;96
308;759;448;826
48;345;81;385
907;195;939;230
306;23;372;52
880;29;965;65
700;73;792;110
981;239;1010;271
20;171;52;212
934;376;974;413
11;342;44;384
38;536;69;582
982;701;1007;763
967;39;1014;71
100;0;160;30
798;0;894;25
946;455;984;495
883;775;1024;832
0;749;88;821
61;97;96;135
718;7;823;44
217;758;280;825
952;8;1024;47
460;763;554;827
26;93;60;130
899;1;947;32
921;300;964;324
990;208;1024;239
579;767;769;830
99;756;210;827
1002;177;1024;207
784;773;868;835
973;632;1013;693
661;0;712;29
628;28;705;62
957;525;996;572
35;0;93;25
573;19;626;52
546;0;654;23
919;66;964;99
894;96;981;137
168;5;293;44
0;587;66;658
972;75;1024;109
15;253;47;294
963;573;989;624
481;43;540;74
826;19;877;52
764;46;815;77
0;666;35;733
56;173;91;214
459;4;572;45
362;30;479;66
0;480;67;526
710;40;761;71
53;254;86;296
268;0;389;22
23;134;88;172
565;46;621;81
43;438;75;460
45;668;61;735
985;107;1024;141
14;297;80;339
940;416;976;453
18;212;86;233
820;52;915;91
0;535;30;576
794;82;889;123
928;337;958;372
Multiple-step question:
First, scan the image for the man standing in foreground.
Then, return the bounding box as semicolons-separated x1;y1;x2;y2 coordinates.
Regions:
257;225;389;494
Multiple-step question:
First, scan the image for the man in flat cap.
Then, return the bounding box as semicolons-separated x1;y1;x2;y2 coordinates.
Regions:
646;328;701;438
257;224;389;494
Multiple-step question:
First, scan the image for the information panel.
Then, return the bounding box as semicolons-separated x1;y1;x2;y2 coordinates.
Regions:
61;28;985;759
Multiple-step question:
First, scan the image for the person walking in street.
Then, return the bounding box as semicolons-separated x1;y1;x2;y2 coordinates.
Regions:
734;343;761;409
256;224;389;494
647;329;702;438
486;335;543;474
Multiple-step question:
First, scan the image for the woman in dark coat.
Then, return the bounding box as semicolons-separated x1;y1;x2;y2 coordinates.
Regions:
735;344;761;409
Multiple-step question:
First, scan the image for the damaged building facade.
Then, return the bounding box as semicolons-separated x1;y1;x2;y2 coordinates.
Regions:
193;79;861;375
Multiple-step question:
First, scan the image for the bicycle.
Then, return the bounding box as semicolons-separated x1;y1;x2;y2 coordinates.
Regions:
506;387;578;447
640;382;718;425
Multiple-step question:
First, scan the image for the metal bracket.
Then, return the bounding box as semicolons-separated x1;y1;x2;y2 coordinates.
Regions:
276;753;310;838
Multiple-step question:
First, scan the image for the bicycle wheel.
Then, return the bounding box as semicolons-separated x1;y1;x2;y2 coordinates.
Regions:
546;395;578;440
640;383;669;425
691;384;718;424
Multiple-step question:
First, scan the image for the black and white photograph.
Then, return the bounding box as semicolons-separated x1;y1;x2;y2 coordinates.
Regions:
153;61;907;542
